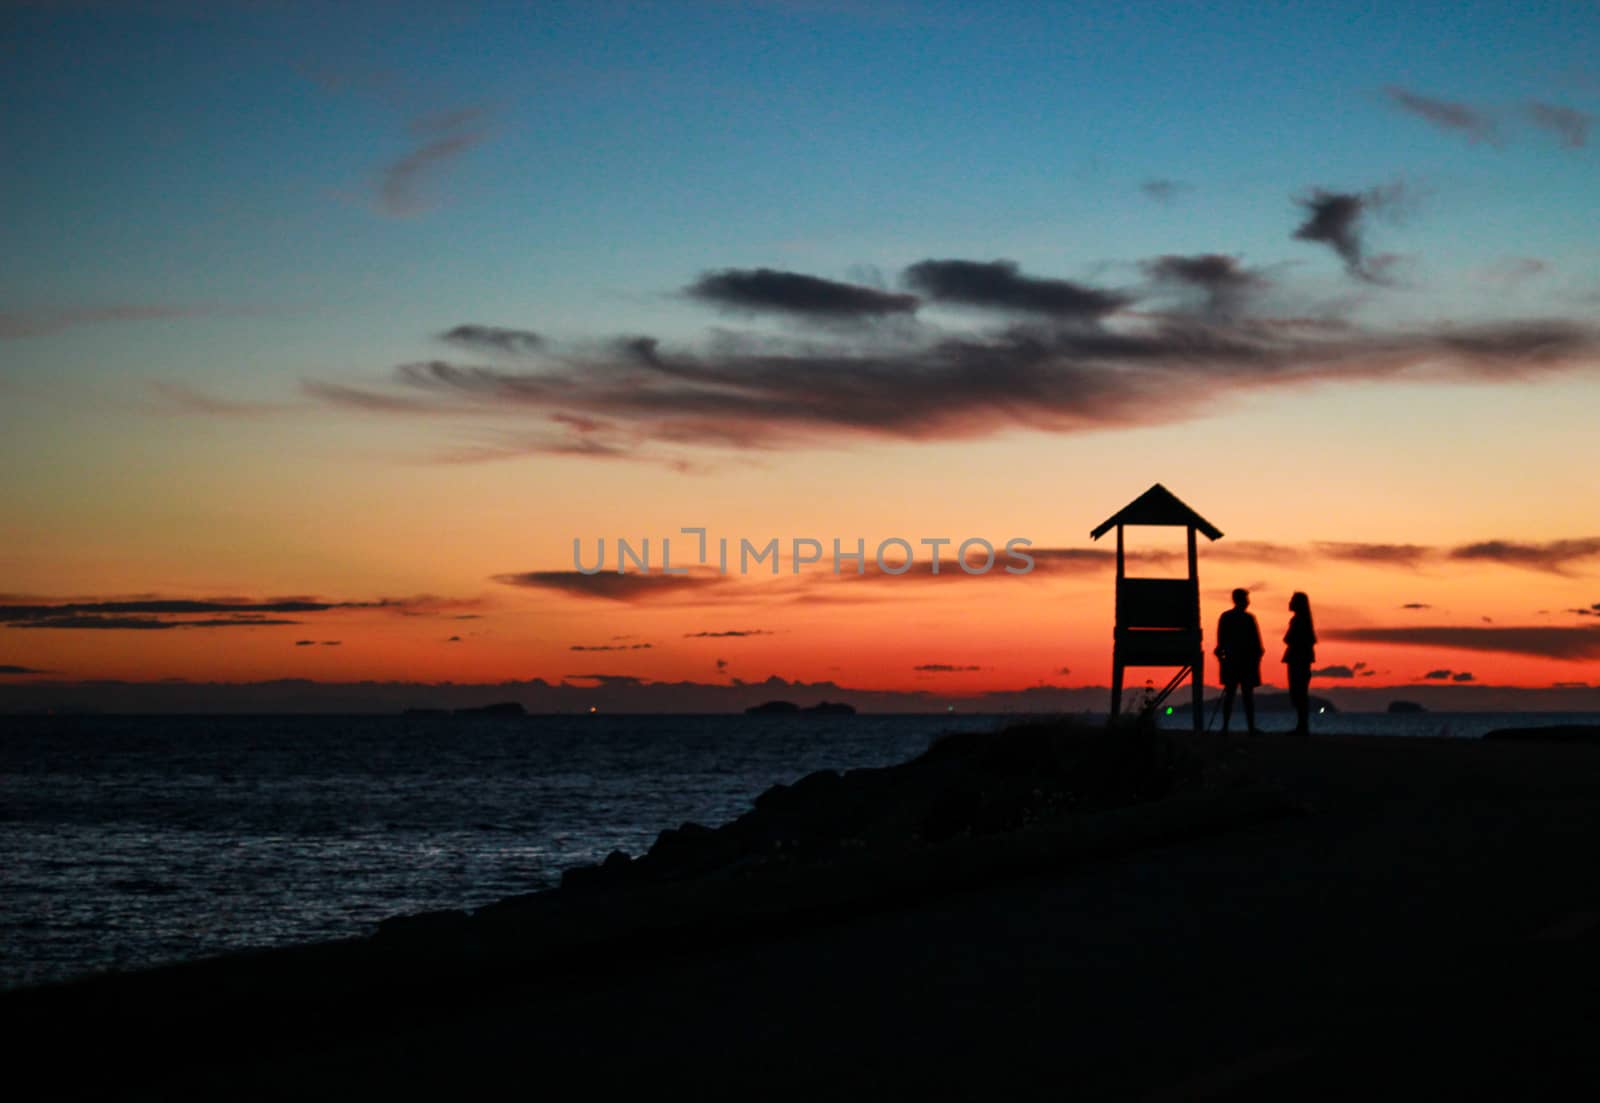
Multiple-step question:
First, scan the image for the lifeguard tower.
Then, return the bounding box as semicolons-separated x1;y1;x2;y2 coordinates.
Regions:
1090;484;1222;731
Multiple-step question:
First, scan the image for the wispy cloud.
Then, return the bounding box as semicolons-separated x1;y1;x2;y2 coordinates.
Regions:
438;325;546;356
1383;86;1499;143
1314;542;1434;568
1140;178;1188;204
1328;625;1600;660
378;105;491;217
1449;538;1600;575
0;594;480;630
1;305;214;340
1524;101;1593;148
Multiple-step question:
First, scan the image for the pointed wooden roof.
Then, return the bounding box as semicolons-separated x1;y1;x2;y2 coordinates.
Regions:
1090;483;1222;541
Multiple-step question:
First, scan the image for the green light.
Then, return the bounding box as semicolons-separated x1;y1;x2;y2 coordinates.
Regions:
1165;706;1173;715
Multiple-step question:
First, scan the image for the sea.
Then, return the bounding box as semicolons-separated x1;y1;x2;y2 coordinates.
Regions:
2;709;1596;991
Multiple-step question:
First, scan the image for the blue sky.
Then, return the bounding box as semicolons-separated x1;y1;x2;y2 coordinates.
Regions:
5;0;1596;363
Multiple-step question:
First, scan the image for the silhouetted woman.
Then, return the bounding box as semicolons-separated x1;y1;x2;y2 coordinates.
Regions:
1283;592;1317;735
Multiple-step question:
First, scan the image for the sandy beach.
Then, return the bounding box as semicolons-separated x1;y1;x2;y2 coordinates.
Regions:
6;726;1599;1100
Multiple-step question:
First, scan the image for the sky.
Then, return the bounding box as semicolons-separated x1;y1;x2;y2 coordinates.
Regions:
3;0;1600;710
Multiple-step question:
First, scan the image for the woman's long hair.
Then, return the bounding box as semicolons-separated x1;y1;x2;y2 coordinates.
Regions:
1290;591;1315;639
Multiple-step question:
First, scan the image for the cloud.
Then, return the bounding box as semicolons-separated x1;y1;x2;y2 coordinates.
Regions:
1383;86;1499;143
1311;665;1356;678
1292;183;1407;282
1314;542;1434;568
1449;538;1600;574
563;674;647;687
1327;625;1600;660
1423;669;1453;680
439;325;545;356
0;305;212;340
148;382;292;417
902;259;1128;318
1452;671;1475;682
914;664;983;672
0;594;475;630
1401;602;1432;610
1140;178;1188;203
300;257;1600;463
1524;101;1593;148
687;268;918;318
570;642;653;651
322;641;341;646
378;106;490;217
295;640;316;646
1058;666;1071;675
0;664;47;674
10;615;300;630
683;629;773;637
1142;254;1265;317
494;570;731;603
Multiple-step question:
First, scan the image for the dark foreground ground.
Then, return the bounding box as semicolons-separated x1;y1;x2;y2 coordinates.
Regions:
7;730;1600;1100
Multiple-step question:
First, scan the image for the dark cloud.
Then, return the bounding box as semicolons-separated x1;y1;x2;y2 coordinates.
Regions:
902;259;1128;319
683;629;773;637
1314;542;1434;568
1140;178;1188;203
379;106;490;217
0;595;475;630
570;643;652;651
1449;538;1600;574
10;615;300;630
1383;86;1498;143
1311;665;1356;678
1452;671;1475;682
1401;602;1432;610
1292;184;1406;282
1058;666;1071;675
1142;254;1265;317
0;665;47;674
322;641;341;646
913;664;983;672
1524;101;1593;148
439;325;545;355
447;636;462;643
302;276;1600;462
295;640;316;646
1423;669;1453;680
688;268;918;318
494;570;730;603
1328;625;1600;660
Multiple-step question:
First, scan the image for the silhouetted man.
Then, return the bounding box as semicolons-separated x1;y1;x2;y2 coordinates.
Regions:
1215;587;1263;735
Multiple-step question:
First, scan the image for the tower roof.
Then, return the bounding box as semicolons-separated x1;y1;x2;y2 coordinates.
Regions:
1090;483;1223;541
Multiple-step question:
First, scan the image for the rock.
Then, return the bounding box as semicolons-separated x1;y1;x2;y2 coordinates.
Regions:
375;909;471;941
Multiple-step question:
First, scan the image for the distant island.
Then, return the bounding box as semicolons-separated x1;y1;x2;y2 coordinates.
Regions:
1387;700;1428;714
744;700;856;716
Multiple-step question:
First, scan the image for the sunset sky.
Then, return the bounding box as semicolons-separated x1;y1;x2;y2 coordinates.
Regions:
4;0;1599;708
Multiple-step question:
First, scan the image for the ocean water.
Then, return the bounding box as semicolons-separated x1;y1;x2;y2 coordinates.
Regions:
2;710;1595;991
